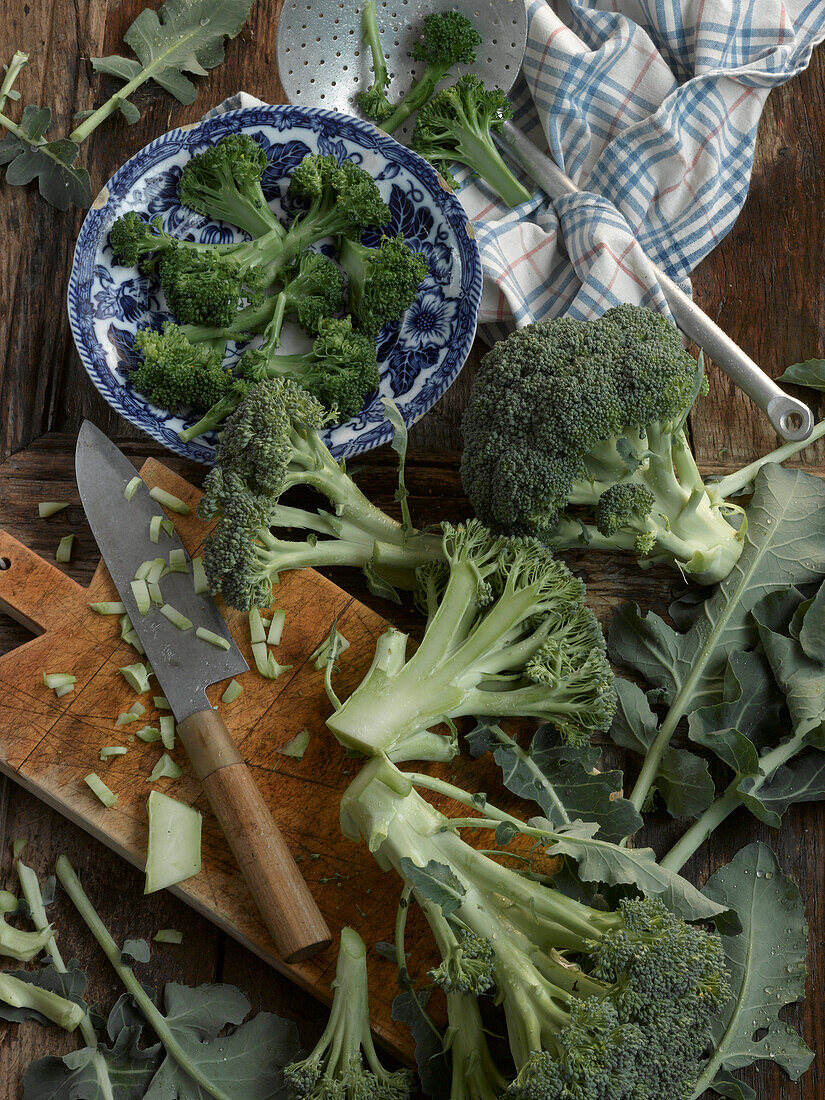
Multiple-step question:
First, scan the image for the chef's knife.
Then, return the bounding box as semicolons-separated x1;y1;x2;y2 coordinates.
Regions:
76;421;331;963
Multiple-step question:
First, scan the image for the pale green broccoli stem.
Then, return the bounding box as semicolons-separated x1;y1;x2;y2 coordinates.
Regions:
17;861;114;1098
710;417;825;501
178;392;245;443
0;52;28;113
70;71;147;143
361;2;390;98
660;726;811;872
55;856;233;1100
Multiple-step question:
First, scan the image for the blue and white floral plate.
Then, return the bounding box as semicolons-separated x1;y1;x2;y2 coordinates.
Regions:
67;105;483;463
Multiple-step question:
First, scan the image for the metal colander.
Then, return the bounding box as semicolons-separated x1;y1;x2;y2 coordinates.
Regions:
276;0;527;140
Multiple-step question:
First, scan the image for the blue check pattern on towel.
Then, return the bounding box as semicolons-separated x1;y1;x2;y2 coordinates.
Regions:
452;0;825;342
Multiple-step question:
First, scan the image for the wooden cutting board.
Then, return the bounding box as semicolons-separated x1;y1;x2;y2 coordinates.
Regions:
0;456;512;1058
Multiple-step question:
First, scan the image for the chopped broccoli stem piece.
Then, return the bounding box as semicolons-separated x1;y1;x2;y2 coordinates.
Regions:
153;928;184;944
130;578;151;615
196;626;230;650
119;662;151;694
144;790;202;893
124;476;142;501
116;711;141;726
326;519;616;762
99;746;128;762
160;715;176;751
338;234;429;337
357;1;394;122
178;134;284;240
154;695;170;710
277;728;310;760
55;534;75;563
284;926;414;1099
411;75;531;207
146;753;183;783
38;501;69;518
221;679;243;704
137;726;161;743
310;628;350;672
192;556;209;595
462;305;749;585
159;603;193;631
381;11;482;133
167;548;189;573
251;641;292;680
267;609;286;646
248;606;267;645
89;601;126;615
0;971;86;1031
0;901;55;962
43;672;76;691
149;486;190;515
85;773;118;808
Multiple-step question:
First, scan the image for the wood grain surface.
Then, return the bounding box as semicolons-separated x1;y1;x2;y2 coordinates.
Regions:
0;0;823;1096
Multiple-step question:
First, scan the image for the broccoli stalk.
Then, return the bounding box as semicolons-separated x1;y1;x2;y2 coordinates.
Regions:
178;133;284;239
411;75;531;207
235;315;379;419
325;519;616;763
284;926;414;1098
338;234;430;337
198;380;444;610
341;756;731;1100
379;12;482;133
357;1;394;123
461;304;751;585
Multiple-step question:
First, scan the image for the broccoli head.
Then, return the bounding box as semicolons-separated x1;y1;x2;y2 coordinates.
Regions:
131;322;234;413
286;154;391;253
381;11;482;132
235;315;379;420
339;234;429;337
411;75;531;207
461;304;747;585
178;133;284;240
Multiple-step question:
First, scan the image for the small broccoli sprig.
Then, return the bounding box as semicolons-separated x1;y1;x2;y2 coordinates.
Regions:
411;75;531;207
234;315;379;420
285;927;413;1099
358;1;394;123
283;154;391;256
197;380;444;609
265;250;347;345
326;519;616;763
130;322;248;422
338;234;429;337
380;12;482;133
341;757;731;1100
178;133;284;240
461;304;751;585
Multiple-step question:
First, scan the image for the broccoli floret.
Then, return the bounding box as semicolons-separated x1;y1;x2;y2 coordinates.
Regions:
326;519;616;762
272;250;346;341
178;133;284;239
357;1;394;122
428;927;495;994
235;316;379;420
341;757;731;1100
411;75;531;207
131;322;237;413
285;928;413;1099
285;155;391;255
382;12;482;133
338;234;429;337
461;304;747;585
197;379;443;609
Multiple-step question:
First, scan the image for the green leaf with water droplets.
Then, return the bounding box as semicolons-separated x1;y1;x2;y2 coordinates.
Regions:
0;105;91;209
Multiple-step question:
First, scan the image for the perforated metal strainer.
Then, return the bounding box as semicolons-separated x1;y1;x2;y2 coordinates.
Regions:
276;0;813;441
276;0;527;141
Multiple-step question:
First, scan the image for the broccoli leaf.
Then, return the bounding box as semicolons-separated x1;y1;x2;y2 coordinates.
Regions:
611;680;714;818
23;1025;161;1099
691;843;813;1098
391;988;450;1100
736;752;825;826
755;605;825;739
534;820;730;923
142;982;300;1098
611;465;825;710
467;721;643;843
121;939;151;965
0;106;91;210
382;398;414;534
0;961;87;1026
92;0;253;109
776;358;825;390
398;858;465;918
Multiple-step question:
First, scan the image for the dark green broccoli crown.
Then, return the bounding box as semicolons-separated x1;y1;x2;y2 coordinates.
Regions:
343;235;429;337
413;11;481;67
283;249;346;333
428;929;496;994
461;304;700;537
210;377;327;498
110;212;168;267
288;154;390;235
595;482;656;537
414;74;513;148
178;134;268;217
199;471;277;611
131;323;232;413
302;316;380;418
157;246;248;328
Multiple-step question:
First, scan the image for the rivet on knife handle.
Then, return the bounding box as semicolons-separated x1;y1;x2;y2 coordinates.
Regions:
177;708;332;963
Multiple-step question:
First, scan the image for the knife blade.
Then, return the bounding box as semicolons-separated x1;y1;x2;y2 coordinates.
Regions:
76;421;331;962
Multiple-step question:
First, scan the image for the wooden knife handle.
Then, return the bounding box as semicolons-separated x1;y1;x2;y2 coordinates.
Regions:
176;708;331;963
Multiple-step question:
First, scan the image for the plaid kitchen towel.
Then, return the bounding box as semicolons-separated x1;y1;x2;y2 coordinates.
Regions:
213;0;825;341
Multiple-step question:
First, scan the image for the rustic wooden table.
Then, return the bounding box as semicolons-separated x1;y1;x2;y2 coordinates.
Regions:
0;2;823;1096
